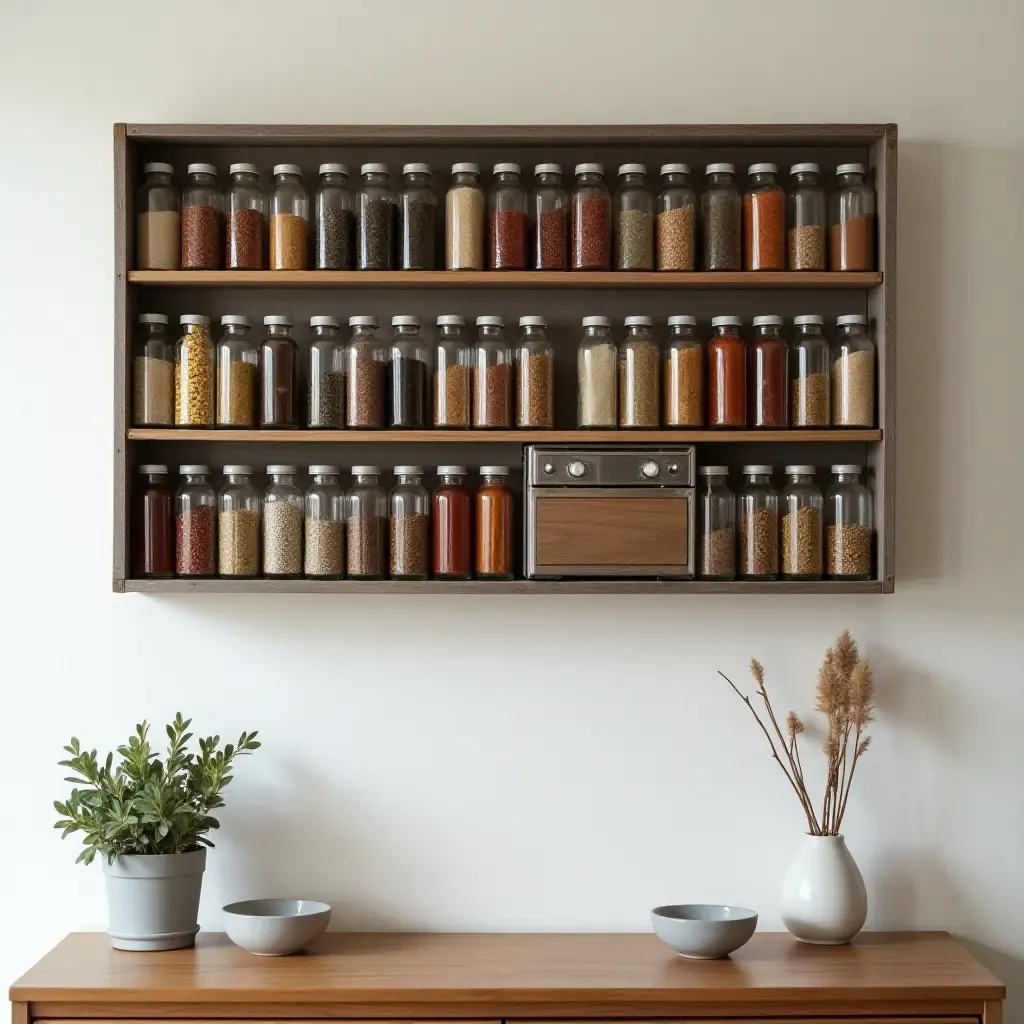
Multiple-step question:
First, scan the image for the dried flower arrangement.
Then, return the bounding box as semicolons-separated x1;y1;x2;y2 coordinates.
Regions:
719;630;875;836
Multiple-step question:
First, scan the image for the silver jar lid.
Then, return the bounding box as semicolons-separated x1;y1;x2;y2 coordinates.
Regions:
667;315;697;326
349;315;377;327
452;162;479;174
179;314;210;326
493;162;521;175
179;464;211;475
351;466;383;475
480;466;510;475
836;314;867;326
138;464;168;474
574;162;604;175
138;312;168;324
742;465;773;475
309;465;342;475
699;466;729;476
711;315;742;327
360;162;388;175
267;465;299;475
831;464;863;474
220;314;251;327
272;163;302;176
394;465;425;475
309;315;340;327
319;162;348;176
618;163;646;176
793;314;824;326
392;314;421;327
790;162;820;175
748;162;778;175
624;315;653;327
705;162;735;175
534;162;562;175
403;162;431;175
437;314;465;326
476;315;504;326
837;163;866;175
437;465;468;475
752;315;783;327
223;465;254;475
785;465;817;475
582;315;611;327
187;162;216;176
519;315;546;327
660;163;691;175
143;162;174;175
263;315;293;326
229;162;258;176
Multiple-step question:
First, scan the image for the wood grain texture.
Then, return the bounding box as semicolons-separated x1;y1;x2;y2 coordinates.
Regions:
126;429;883;444
112;124;129;592
128;270;881;290
9;933;1004;1011
11;1002;28;1024
983;1000;1002;1024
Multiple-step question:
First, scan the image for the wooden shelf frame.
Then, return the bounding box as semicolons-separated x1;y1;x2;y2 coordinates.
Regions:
114;122;898;595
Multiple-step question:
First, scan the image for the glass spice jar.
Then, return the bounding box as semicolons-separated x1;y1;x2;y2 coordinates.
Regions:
175;464;216;577
304;465;346;579
476;466;514;579
314;163;354;270
181;163;222;269
218;465;261;578
136;162;180;269
259;315;299;428
663;314;703;427
175;314;215;426
571;163;611;270
307;315;346;429
790;314;830;427
269;164;308;271
345;315;387;429
577;315;617;428
831;314;875;427
216;314;258;427
225;163;264;270
263;465;304;578
614;163;654;270
830;163;875;271
434;314;471;428
787;162;826;270
656;163;696;271
698;466;736;580
618;315;659;428
516;315;554;428
388;315;429;428
346;466;387;578
826;465;873;580
702;163;741;270
433;466;472;580
390;466;430;580
133;464;173;577
531;163;569;269
472;315;513;428
738;465;779;580
708;315;746;428
133;312;174;426
781;465;823;580
749;314;787;428
489;162;528;270
743;162;785;270
356;163;395;270
446;162;485;270
399;162;437;270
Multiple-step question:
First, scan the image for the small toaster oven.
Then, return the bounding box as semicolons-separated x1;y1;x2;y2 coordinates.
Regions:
524;446;695;579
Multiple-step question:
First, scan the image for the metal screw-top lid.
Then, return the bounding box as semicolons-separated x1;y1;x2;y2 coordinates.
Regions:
705;162;735;175
229;162;258;175
437;465;468;475
179;314;210;326
309;315;340;328
747;162;778;175
403;162;431;175
360;162;388;175
624;315;653;327
793;314;824;326
138;464;168;474
267;465;299;475
223;465;254;475
660;163;691;175
711;315;742;327
436;314;465;326
452;162;480;174
534;162;562;175
582;315;611;327
309;465;341;475
187;163;216;176
790;162;820;175
392;315;421;327
831;464;863;475
179;464;211;475
574;162;604;175
752;315;783;327
143;162;174;175
836;163;866;175
699;466;729;476
480;466;510;475
618;163;646;176
394;466;425;476
220;314;251;327
476;315;503;326
272;163;302;176
743;465;774;475
263;315;293;326
138;313;168;324
836;314;867;326
667;315;697;326
493;162;521;175
319;162;348;176
349;315;377;327
519;315;546;327
351;466;382;475
785;465;817;475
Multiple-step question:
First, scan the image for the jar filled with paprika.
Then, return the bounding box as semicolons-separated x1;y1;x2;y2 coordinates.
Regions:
748;314;787;428
830;163;875;271
433;466;472;580
743;163;785;270
708;315;746;427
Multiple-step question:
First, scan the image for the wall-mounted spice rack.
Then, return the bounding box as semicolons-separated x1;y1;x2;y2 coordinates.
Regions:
114;123;896;595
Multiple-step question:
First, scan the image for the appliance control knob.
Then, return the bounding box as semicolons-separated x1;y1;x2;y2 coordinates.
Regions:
641;460;661;479
543;462;555;475
567;460;587;478
667;463;679;475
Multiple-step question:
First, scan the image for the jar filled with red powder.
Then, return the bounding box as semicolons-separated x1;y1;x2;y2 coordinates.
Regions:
749;314;788;428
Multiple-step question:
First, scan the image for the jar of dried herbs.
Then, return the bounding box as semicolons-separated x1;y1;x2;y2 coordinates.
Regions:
749;314;787;428
434;314;471;428
698;466;736;580
314;163;354;270
614;164;654;270
701;163;740;270
134;313;174;426
789;314;830;427
307;315;345;429
515;316;553;428
571;163;610;270
399;162;437;270
356;163;395;270
215;314;257;427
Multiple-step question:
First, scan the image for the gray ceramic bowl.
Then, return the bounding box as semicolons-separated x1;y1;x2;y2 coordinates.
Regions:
651;903;758;959
223;899;331;956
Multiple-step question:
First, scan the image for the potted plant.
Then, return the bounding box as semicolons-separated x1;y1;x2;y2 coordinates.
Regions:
719;631;875;944
54;713;259;951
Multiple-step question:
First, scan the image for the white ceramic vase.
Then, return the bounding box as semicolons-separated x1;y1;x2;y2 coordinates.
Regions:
781;834;867;944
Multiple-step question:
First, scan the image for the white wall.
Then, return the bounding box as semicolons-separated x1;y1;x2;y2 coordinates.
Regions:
2;0;1022;1017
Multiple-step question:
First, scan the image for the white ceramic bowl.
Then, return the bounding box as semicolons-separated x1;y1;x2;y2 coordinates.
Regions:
223;899;331;956
651;903;758;959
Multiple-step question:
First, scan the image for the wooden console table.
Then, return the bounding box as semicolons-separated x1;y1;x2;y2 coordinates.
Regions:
9;932;1004;1024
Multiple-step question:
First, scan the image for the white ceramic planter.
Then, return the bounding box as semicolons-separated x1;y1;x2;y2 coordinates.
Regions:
102;848;206;951
781;834;867;944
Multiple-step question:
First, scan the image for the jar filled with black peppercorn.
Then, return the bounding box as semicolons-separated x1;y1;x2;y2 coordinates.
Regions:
345;315;387;429
489;162;528;269
175;464;216;577
614;164;654;270
225;163;264;269
314;163;353;270
388;315;429;429
133;465;173;578
356;163;395;270
531;163;568;269
307;315;345;429
259;315;299;428
399;162;437;270
701;163;741;270
181;163;222;269
571;163;611;270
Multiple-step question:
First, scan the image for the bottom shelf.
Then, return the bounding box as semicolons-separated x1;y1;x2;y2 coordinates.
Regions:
122;578;884;595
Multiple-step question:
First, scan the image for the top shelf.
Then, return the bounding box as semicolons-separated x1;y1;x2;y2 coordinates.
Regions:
128;270;882;290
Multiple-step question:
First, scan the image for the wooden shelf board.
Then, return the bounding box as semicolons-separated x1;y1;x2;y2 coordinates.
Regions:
128;428;882;444
124;578;883;595
128;270;882;290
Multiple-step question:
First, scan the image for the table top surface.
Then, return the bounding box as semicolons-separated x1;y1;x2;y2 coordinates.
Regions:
9;931;1005;1005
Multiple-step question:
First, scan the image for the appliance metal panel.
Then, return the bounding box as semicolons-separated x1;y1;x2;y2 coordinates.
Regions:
527;446;694;487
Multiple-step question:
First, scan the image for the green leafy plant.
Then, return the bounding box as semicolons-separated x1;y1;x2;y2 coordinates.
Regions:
54;713;260;864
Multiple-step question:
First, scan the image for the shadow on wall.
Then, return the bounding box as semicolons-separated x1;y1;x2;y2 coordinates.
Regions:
895;141;1023;593
963;941;1022;1024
